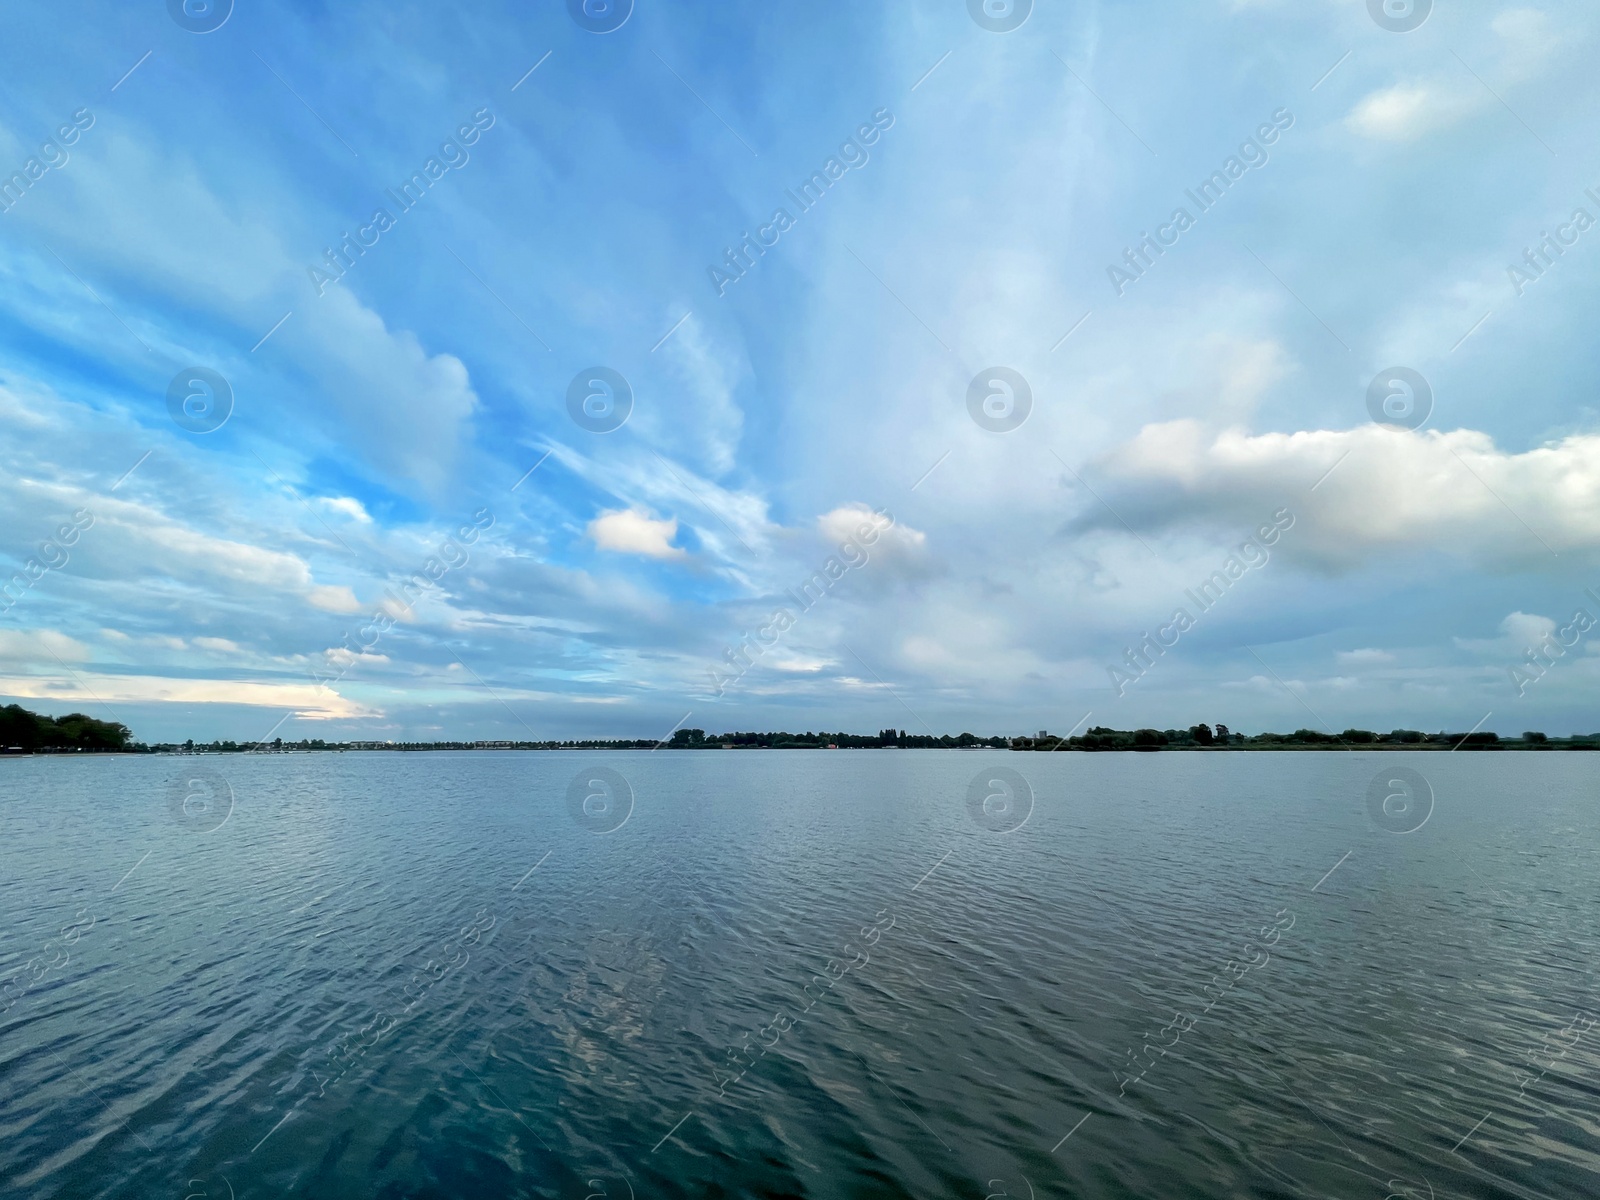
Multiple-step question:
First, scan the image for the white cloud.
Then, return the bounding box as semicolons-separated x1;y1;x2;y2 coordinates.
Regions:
817;504;929;577
1346;8;1559;142
1085;421;1600;569
324;647;390;668
0;673;374;719
100;498;314;590
301;290;479;492
1337;647;1395;665
817;503;890;546
1346;82;1460;141
767;654;828;673
1501;610;1556;645
546;441;772;569
1457;611;1561;656
308;584;363;613
0;630;88;663
587;508;687;560
321;497;373;523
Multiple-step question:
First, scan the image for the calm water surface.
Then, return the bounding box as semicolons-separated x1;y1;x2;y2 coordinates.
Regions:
2;750;1597;1199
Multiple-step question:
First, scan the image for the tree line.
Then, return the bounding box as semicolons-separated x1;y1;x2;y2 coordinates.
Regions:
1013;724;1575;751
3;704;1588;754
667;728;1009;749
0;704;131;751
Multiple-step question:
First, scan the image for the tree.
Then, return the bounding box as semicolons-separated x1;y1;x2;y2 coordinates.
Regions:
0;704;43;749
1523;731;1549;743
0;705;129;751
1215;723;1230;741
1191;723;1214;746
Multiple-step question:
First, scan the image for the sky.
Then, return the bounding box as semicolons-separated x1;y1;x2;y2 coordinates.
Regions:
2;0;1600;743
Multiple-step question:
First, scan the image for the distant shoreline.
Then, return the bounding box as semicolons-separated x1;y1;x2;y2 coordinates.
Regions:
8;741;1595;757
118;727;1599;754
4;707;1594;755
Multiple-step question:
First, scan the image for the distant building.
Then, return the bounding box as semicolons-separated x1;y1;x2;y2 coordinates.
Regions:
1038;730;1048;739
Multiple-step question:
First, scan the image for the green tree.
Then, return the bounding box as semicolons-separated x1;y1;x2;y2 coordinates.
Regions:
0;705;130;751
0;704;43;749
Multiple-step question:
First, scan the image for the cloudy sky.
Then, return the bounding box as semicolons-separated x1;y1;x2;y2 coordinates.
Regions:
2;0;1598;743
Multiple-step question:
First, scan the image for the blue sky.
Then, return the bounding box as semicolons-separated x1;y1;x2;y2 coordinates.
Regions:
3;0;1600;742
